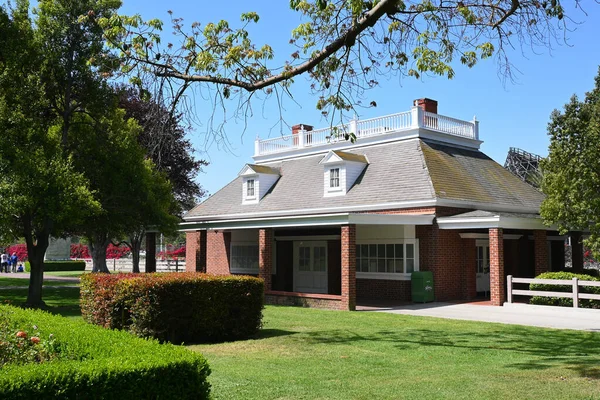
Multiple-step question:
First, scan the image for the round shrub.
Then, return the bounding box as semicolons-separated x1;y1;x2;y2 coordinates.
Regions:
81;272;264;343
529;271;600;309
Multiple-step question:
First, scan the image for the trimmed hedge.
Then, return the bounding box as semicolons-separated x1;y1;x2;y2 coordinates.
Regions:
80;272;264;344
25;260;86;272
0;305;210;399
530;271;600;309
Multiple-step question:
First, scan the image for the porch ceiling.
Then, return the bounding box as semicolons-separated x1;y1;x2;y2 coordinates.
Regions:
437;210;552;230
179;212;435;231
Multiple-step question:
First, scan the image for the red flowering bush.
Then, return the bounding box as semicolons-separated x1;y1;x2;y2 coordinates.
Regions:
80;272;263;343
6;244;27;261
157;245;186;260
70;243;91;259
106;244;130;259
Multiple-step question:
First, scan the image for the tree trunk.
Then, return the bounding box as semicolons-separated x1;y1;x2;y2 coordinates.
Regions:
24;231;50;307
128;229;145;273
89;234;110;273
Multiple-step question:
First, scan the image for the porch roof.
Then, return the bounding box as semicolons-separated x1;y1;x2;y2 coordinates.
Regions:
180;212;435;231
437;210;551;230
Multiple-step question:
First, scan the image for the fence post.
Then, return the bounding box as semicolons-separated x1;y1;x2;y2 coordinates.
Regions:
176;258;179;273
507;275;513;304
113;258;116;272
572;277;579;308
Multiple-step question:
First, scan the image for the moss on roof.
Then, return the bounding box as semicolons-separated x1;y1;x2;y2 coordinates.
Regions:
333;150;368;163
246;164;280;175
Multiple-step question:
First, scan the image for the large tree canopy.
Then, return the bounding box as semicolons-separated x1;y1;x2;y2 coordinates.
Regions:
100;0;593;132
541;68;600;256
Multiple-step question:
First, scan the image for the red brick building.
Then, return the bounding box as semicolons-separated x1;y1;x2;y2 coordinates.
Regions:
183;99;562;310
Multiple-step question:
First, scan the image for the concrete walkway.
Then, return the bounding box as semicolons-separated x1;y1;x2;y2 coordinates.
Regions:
361;301;600;332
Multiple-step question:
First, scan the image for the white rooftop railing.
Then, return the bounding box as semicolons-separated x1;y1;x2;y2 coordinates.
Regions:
254;106;479;157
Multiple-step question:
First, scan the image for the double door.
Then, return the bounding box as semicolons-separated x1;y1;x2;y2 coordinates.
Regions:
293;241;328;294
476;242;490;293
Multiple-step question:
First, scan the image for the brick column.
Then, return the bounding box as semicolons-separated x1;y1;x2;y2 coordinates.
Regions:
185;231;207;272
463;238;477;299
206;231;231;275
489;228;504;306
533;230;548;276
258;228;273;291
341;225;356;311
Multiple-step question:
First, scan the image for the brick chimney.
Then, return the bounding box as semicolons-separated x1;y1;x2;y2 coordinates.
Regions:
414;98;438;114
292;124;313;135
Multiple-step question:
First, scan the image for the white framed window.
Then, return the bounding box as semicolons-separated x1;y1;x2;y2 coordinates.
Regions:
355;239;419;280
230;243;259;274
329;168;340;188
247;179;255;198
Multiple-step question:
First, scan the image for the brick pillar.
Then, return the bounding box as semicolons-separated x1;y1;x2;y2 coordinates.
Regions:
206;231;231;275
533;230;548;276
341;225;356;311
489;228;504;306
259;228;273;291
145;232;156;273
570;231;584;273
185;231;206;272
463;238;477;299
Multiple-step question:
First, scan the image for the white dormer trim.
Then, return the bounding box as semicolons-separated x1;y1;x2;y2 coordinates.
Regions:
320;151;367;197
239;164;280;205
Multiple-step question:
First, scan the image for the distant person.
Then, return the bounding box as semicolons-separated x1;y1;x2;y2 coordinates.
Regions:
0;252;8;273
10;253;18;273
16;263;24;273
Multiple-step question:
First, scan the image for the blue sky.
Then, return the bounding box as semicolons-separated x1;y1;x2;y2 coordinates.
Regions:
120;1;600;198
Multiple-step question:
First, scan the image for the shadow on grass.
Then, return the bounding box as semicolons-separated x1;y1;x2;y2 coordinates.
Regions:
299;324;600;380
0;286;81;319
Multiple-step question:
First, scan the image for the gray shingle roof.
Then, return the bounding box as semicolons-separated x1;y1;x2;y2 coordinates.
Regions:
184;139;545;221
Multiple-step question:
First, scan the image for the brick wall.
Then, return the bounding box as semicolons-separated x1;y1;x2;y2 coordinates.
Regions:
356;279;411;301
259;228;273;291
206;231;231;275
533;230;548;276
265;294;345;310
185;231;206;272
415;224;468;301
489;228;505;306
341;224;356;310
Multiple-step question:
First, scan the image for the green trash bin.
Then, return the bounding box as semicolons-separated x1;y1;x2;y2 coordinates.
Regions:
411;271;434;303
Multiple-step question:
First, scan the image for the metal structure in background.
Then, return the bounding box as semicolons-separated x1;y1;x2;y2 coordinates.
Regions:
504;147;543;189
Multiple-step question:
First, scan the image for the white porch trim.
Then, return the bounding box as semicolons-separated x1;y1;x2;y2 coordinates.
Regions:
180;212;435;231
438;215;553;230
459;233;523;240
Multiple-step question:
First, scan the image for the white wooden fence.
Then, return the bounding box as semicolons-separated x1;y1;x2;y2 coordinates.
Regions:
507;275;600;308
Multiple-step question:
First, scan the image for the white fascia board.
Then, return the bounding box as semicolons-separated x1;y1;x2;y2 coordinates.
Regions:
238;165;257;177
435;198;541;214
438;215;552;230
319;151;343;164
348;213;434;226
459;233;523;240
182;199;438;222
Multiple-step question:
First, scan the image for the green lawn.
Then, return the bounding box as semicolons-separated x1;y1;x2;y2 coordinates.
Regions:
0;277;77;287
45;271;86;278
189;306;600;400
0;287;81;318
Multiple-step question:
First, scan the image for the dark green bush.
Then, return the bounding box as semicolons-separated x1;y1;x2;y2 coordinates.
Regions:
0;305;210;399
530;271;600;309
81;272;264;343
25;260;86;272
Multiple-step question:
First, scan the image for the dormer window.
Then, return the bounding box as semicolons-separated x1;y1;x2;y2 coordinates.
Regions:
239;164;280;205
247;179;255;198
320;150;368;197
329;168;340;188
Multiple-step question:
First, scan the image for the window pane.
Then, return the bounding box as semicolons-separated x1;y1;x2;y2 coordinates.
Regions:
360;259;369;272
395;259;404;273
361;245;369;258
406;259;415;273
406;244;414;258
377;244;386;259
377;259;386;272
386;244;394;258
369;259;377;272
386;259;395;273
395;244;403;259
369;244;376;258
